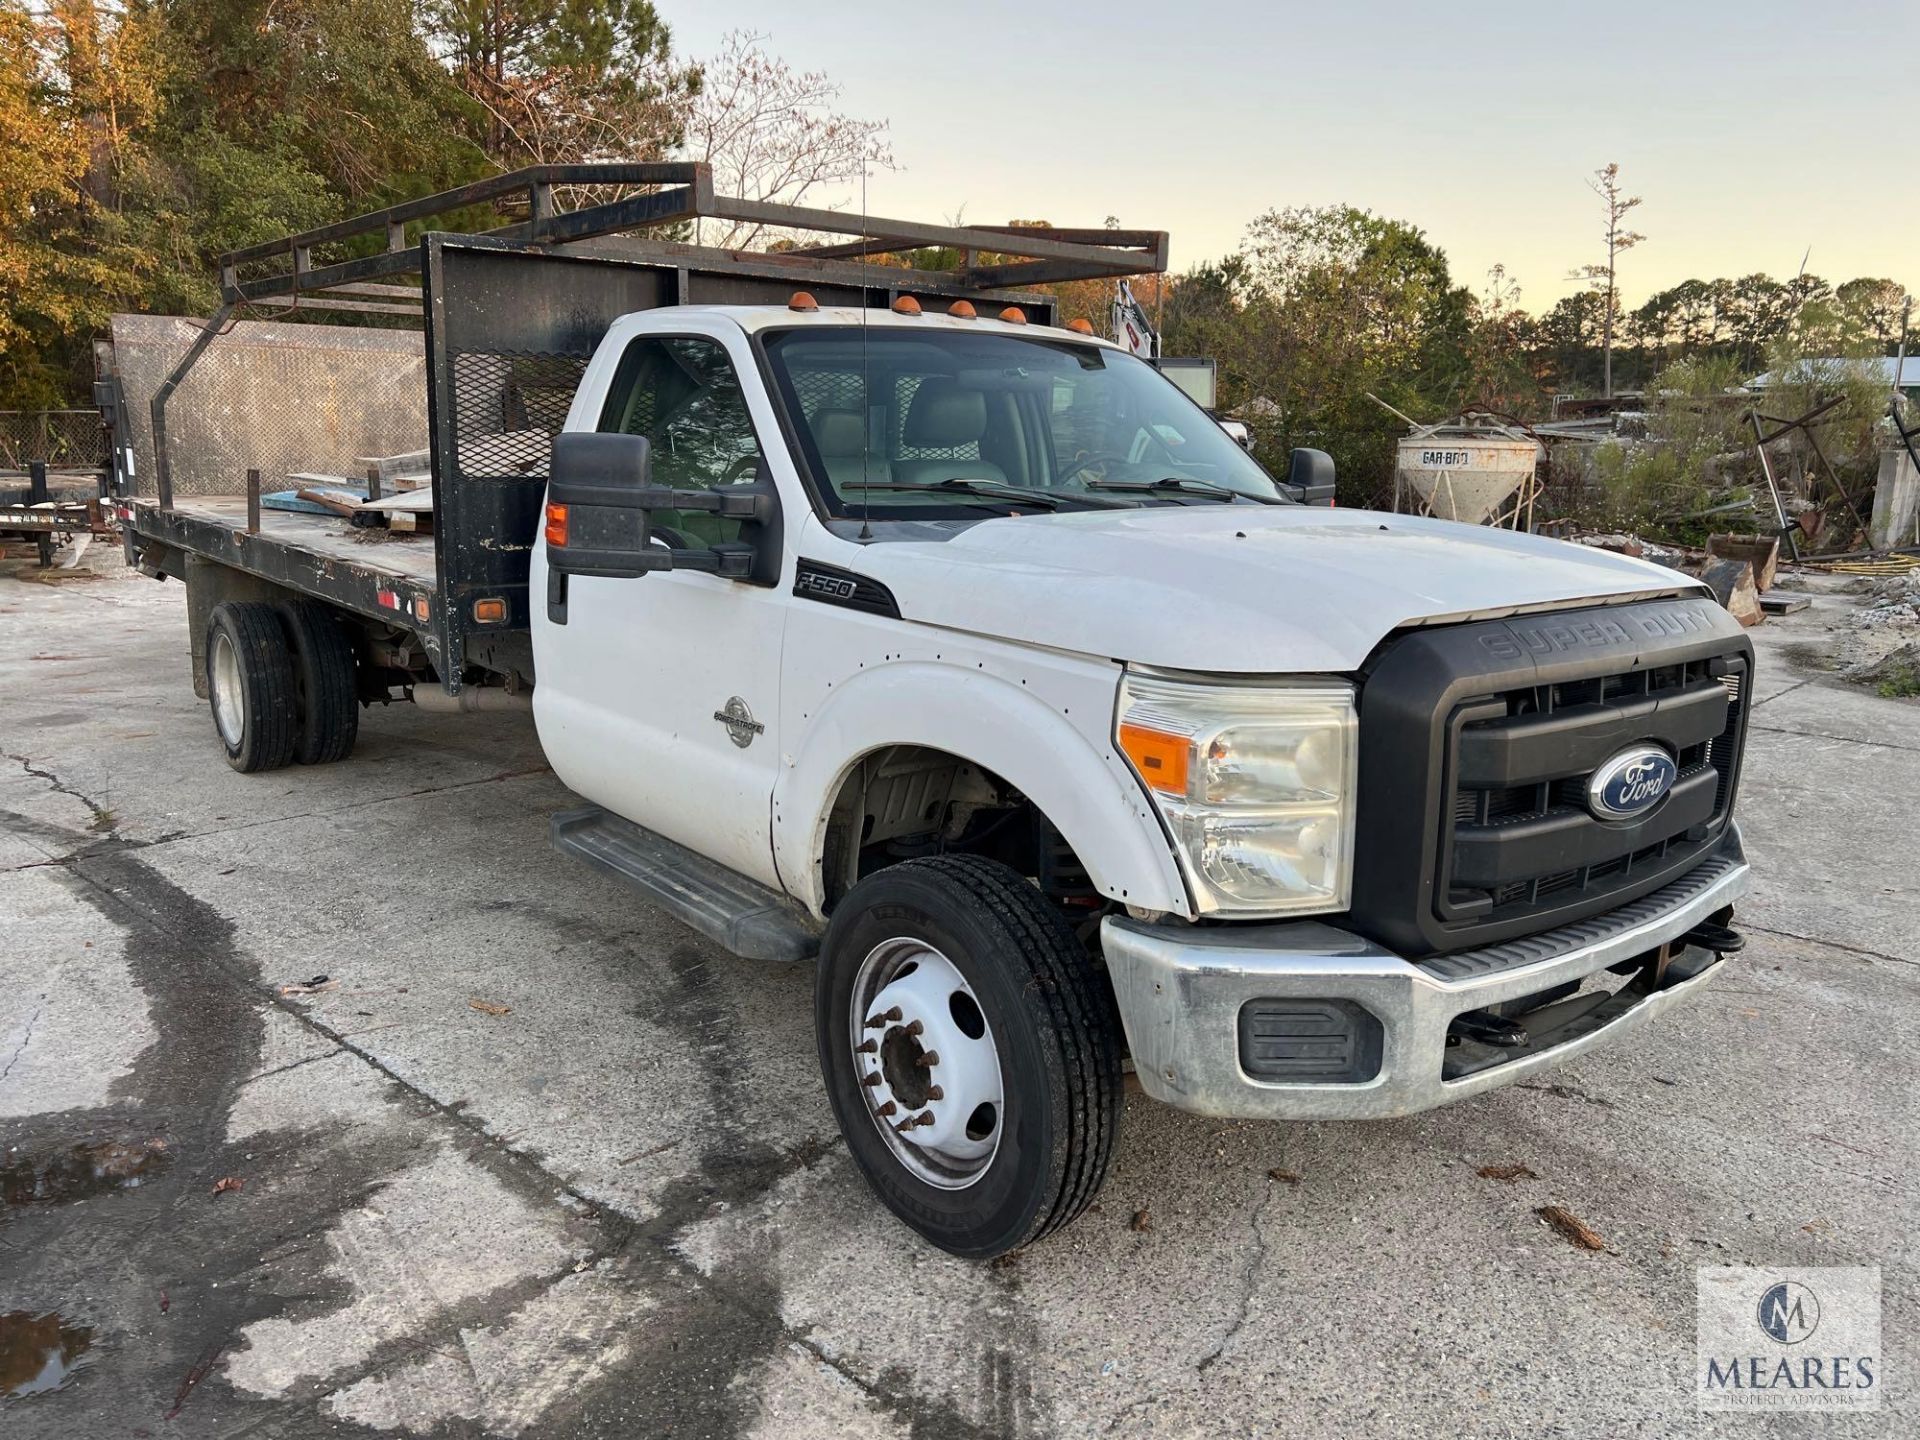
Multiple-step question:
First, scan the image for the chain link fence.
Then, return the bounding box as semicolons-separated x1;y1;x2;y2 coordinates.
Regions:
0;411;107;473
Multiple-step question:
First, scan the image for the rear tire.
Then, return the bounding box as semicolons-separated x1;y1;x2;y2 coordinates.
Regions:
277;600;359;764
205;602;297;773
816;854;1122;1258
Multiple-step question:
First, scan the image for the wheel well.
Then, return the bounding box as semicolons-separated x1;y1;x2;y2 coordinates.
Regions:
819;745;1099;918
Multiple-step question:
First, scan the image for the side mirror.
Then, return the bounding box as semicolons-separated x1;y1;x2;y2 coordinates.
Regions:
1286;447;1337;507
544;432;781;622
1217;418;1254;451
545;432;673;580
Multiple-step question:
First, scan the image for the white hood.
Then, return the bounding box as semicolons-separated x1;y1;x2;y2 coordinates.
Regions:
850;506;1702;673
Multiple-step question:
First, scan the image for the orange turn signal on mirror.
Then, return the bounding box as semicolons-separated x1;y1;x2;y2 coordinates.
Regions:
543;503;568;547
1119;723;1190;797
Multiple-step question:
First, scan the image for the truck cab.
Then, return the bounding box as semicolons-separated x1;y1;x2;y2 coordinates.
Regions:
115;168;1752;1259
532;299;1751;1255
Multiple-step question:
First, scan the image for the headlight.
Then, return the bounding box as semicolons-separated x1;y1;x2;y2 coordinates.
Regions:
1117;671;1357;916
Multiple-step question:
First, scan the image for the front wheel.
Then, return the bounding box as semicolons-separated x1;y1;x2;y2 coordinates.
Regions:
816;855;1122;1258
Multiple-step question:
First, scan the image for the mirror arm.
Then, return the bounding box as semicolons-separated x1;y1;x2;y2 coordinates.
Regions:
652;542;754;579
628;486;772;523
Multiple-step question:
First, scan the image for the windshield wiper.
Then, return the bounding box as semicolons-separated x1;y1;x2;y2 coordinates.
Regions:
849;478;1134;511
1081;476;1281;505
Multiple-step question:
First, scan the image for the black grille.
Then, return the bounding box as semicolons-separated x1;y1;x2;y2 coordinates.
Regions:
1442;658;1747;929
1349;596;1752;957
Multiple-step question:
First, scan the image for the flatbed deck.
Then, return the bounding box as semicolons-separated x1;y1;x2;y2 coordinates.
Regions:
164;497;434;581
131;495;440;630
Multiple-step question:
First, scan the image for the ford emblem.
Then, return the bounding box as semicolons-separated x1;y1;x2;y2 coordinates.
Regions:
1586;746;1678;821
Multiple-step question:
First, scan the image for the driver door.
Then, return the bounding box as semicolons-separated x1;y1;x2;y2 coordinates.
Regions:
532;327;790;888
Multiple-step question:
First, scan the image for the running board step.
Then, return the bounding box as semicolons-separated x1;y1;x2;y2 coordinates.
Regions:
551;805;818;962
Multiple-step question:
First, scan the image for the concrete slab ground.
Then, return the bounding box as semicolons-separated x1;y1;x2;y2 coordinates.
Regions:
2;552;1914;1438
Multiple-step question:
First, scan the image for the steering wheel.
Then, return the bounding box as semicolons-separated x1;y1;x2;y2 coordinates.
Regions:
649;524;700;550
1055;452;1137;487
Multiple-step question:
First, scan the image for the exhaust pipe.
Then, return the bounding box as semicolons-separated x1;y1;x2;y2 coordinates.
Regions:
410;685;533;715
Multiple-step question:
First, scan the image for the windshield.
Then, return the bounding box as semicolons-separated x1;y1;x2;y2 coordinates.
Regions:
761;327;1283;517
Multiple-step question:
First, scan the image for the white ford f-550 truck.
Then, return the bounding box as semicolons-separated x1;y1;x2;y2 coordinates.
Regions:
113;167;1752;1257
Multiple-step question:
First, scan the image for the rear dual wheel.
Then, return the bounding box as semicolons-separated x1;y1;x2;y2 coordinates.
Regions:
816;855;1122;1258
205;600;357;772
278;600;359;764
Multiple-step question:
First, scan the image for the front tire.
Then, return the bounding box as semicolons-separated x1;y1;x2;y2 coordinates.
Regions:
205;601;298;773
816;855;1122;1258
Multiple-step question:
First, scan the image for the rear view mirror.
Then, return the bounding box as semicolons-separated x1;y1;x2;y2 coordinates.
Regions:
545;432;672;580
1286;447;1337;507
1154;356;1218;410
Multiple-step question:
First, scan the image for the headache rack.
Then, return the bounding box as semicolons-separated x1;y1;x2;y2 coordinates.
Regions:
110;163;1167;693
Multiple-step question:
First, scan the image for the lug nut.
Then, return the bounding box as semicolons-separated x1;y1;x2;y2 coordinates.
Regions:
881;1006;902;1022
913;1111;934;1128
904;1019;924;1038
860;1073;881;1088
855;1039;877;1054
876;1100;897;1117
926;1085;944;1101
915;1051;939;1068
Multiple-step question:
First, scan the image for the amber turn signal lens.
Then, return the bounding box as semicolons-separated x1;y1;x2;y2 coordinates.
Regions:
1065;318;1095;335
1119;722;1190;797
998;306;1027;324
948;300;977;319
788;290;819;312
472;597;508;624
890;294;922;315
543;502;568;547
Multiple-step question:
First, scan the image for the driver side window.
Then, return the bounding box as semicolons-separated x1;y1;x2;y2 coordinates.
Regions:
597;335;764;544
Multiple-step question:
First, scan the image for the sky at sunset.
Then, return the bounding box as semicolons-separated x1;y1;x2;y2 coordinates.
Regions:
675;0;1917;311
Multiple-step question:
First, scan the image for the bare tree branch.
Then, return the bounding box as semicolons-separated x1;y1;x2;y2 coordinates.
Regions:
679;31;895;249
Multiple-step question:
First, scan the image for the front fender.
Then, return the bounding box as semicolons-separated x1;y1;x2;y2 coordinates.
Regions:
772;660;1191;919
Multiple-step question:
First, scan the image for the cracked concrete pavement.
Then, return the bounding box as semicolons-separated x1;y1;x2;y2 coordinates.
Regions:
2;552;1914;1437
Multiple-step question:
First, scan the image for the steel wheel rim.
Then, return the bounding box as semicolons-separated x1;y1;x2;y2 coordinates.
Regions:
849;937;1005;1191
210;630;244;748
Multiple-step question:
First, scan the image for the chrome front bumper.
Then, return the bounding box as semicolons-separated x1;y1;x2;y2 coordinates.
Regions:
1102;828;1750;1120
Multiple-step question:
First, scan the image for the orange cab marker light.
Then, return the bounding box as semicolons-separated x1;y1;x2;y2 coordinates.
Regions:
788;290;819;312
948;300;977;319
472;597;508;624
1119;723;1189;797
543;502;568;547
890;294;922;316
998;306;1027;325
1065;317;1095;335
